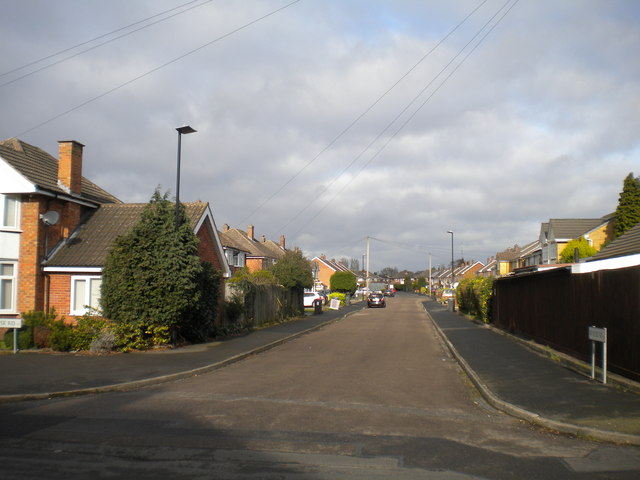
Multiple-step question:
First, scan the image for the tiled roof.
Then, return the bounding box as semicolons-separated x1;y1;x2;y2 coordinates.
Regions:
44;202;208;267
0;138;120;204
313;257;351;273
589;223;640;261
219;227;282;259
218;230;250;253
548;218;605;240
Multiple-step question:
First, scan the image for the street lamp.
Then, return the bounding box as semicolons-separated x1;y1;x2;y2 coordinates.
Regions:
175;125;197;229
447;230;454;288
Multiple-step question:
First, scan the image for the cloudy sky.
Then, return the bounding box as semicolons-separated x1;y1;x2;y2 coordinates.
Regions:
2;0;639;272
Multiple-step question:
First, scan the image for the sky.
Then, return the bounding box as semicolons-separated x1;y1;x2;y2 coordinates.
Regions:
1;0;639;273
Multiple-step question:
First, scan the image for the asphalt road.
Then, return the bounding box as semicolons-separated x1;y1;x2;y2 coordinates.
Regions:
2;293;640;479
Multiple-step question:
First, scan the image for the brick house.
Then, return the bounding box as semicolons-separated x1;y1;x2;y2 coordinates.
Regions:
310;255;353;291
218;224;287;274
0;137;230;324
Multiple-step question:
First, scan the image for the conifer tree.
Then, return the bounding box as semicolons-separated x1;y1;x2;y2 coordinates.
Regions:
101;190;203;341
614;173;640;238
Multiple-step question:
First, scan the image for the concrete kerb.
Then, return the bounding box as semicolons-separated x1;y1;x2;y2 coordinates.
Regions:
422;305;640;446
0;308;363;405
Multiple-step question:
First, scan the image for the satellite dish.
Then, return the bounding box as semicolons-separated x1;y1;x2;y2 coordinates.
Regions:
40;211;60;226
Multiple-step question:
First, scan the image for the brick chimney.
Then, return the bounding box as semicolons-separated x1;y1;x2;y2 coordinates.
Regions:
261;234;266;243
280;234;285;249
58;140;84;194
247;224;254;241
223;224;230;232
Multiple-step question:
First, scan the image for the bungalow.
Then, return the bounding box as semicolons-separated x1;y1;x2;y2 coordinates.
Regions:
43;202;230;317
0;137;230;322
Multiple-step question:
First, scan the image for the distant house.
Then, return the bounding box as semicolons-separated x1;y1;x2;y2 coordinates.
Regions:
219;224;287;274
310;255;352;290
478;258;497;277
539;215;615;264
0;137;230;322
458;261;485;280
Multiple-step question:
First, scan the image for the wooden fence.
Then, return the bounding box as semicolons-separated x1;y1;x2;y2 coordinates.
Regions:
225;283;303;329
493;265;640;381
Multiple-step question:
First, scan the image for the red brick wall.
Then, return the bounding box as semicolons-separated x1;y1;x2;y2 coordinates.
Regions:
17;193;86;315
246;257;265;273
17;196;45;313
196;217;224;270
47;273;72;317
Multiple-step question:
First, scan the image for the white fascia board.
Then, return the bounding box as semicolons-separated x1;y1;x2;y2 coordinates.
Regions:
0;157;36;193
42;266;102;273
571;254;640;274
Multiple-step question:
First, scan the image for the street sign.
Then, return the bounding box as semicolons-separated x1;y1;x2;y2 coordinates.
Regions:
589;326;607;384
0;318;23;329
588;326;607;343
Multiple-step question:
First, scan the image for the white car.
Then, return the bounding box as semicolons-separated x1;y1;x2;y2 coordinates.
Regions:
303;292;324;307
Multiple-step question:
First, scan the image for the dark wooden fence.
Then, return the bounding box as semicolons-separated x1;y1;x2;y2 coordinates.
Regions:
226;283;303;329
493;265;640;381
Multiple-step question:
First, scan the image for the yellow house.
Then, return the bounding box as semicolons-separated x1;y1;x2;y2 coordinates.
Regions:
539;214;615;264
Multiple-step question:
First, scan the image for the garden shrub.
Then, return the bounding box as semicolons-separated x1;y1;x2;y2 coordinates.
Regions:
328;292;346;306
456;277;494;323
73;313;113;351
90;330;117;354
49;321;75;352
3;328;34;350
113;322;170;352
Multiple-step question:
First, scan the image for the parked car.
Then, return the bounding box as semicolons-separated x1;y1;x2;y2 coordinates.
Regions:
367;293;386;308
303;292;324;308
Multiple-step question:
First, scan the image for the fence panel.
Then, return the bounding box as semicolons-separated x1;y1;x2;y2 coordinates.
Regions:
493;266;640;381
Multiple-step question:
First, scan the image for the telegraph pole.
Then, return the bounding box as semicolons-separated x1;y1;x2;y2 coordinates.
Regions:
365;236;370;292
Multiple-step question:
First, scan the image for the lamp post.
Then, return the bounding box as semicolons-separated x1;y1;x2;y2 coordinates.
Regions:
447;230;454;288
175;125;197;229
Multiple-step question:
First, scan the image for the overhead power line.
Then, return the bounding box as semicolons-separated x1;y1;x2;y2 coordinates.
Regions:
13;0;302;137
0;0;212;85
239;0;489;226
289;0;520;237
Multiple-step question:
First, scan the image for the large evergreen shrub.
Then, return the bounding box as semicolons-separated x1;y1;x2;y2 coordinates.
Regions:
101;190;215;346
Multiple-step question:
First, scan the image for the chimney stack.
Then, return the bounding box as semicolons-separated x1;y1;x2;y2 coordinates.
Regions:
58;140;84;194
280;234;286;249
261;234;266;243
223;224;230;232
247;224;254;241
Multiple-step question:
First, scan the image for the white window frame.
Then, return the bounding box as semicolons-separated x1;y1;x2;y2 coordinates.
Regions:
0;261;18;313
0;194;20;230
70;275;102;315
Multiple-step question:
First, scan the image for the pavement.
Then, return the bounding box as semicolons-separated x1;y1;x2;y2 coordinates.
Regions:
2;296;640;446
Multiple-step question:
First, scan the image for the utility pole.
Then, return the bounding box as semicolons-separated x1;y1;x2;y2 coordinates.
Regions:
428;253;432;295
365;236;370;292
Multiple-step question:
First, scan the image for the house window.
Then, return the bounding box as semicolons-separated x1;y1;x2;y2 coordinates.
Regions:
1;194;19;229
0;263;17;312
71;276;102;315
